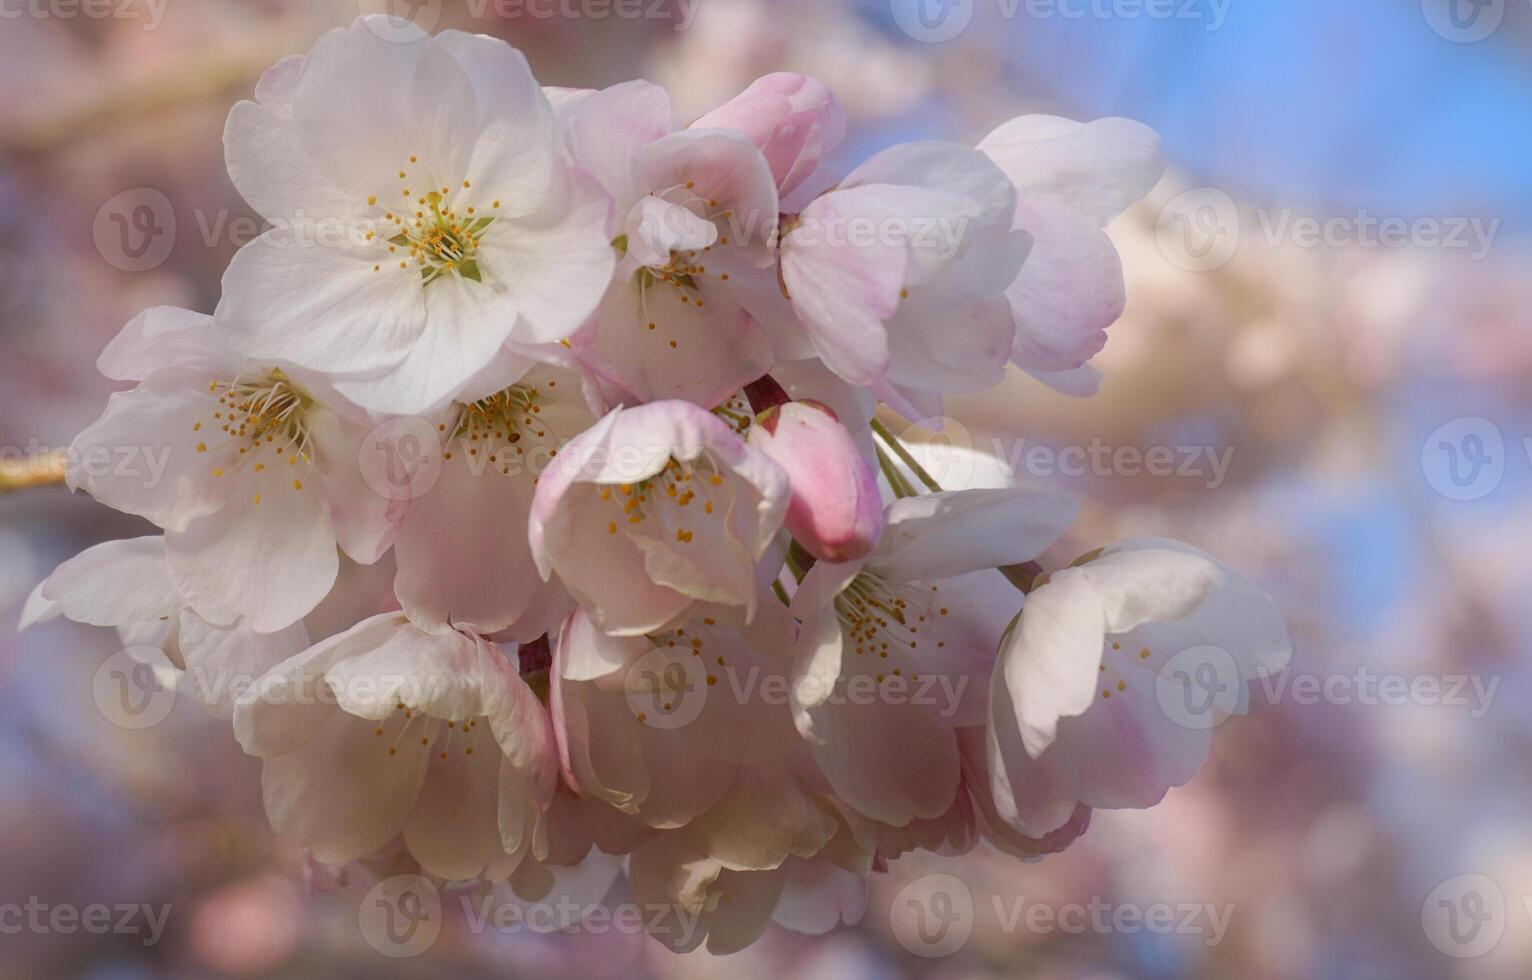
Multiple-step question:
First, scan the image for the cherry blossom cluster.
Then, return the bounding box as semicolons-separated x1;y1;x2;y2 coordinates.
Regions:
24;17;1291;953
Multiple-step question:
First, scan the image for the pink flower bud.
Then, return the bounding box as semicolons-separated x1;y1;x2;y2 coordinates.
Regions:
692;73;846;200
749;400;883;562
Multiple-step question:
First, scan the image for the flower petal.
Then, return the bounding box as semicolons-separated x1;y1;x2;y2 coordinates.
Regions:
978;115;1164;227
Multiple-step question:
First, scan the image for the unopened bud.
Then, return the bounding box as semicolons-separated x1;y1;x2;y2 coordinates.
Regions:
750;401;884;562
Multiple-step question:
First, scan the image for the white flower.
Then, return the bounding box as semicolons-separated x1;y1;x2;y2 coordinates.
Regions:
977;115;1164;395
626;835;868;954
987;538;1292;836
529;400;788;635
23;535;309;716
788;488;1077;826
561;80;780;406
216;19;615;414
779;141;1031;414
66;308;396;632
391;359;597;640
552;604;838;850
234;612;557;879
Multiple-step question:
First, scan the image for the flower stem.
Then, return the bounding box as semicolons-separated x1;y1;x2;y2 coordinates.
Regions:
0;450;66;494
870;418;944;493
874;442;917;498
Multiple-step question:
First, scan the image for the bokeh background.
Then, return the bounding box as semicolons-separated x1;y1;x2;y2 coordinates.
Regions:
3;0;1530;977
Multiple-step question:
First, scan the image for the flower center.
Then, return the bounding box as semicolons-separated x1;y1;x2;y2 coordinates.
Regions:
600;456;729;543
441;381;563;477
1096;637;1158;700
369;157;502;287
835;574;948;667
194;369;314;499
373;702;488;762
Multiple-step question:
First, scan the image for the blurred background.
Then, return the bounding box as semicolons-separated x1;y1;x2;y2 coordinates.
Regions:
2;0;1530;977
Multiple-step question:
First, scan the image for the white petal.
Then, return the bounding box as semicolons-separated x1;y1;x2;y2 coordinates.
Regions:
565;80;673;212
97;307;238;382
290;22;481;198
331;273;517;415
38;536;181;627
401;732;508;880
167;479;338;632
435;30;556;218
998;567;1108;758
806;696;961;826
216;230;425;376
67;369;234;533
978;115;1164;227
1081;547;1221;634
261;706;429;864
1026;362;1103;397
223;61;356;222
486;178;617;345
177;615;310;718
393;454;540;636
556;609;648;682
875;489;1077;581
1006;200;1125;373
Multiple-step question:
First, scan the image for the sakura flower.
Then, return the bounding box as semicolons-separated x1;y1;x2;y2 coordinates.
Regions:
779;141;1031;406
234;612;557;879
23;535;309;717
561;80;780;405
691;72;847;207
747;399;883;562
873;726;1092;863
789;489;1077;826
977;115;1164;394
391;359;597;640
529;400;788;635
627;836;870;954
987;538;1292;837
66;308;396;633
216;18;614;414
552;603;840;853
